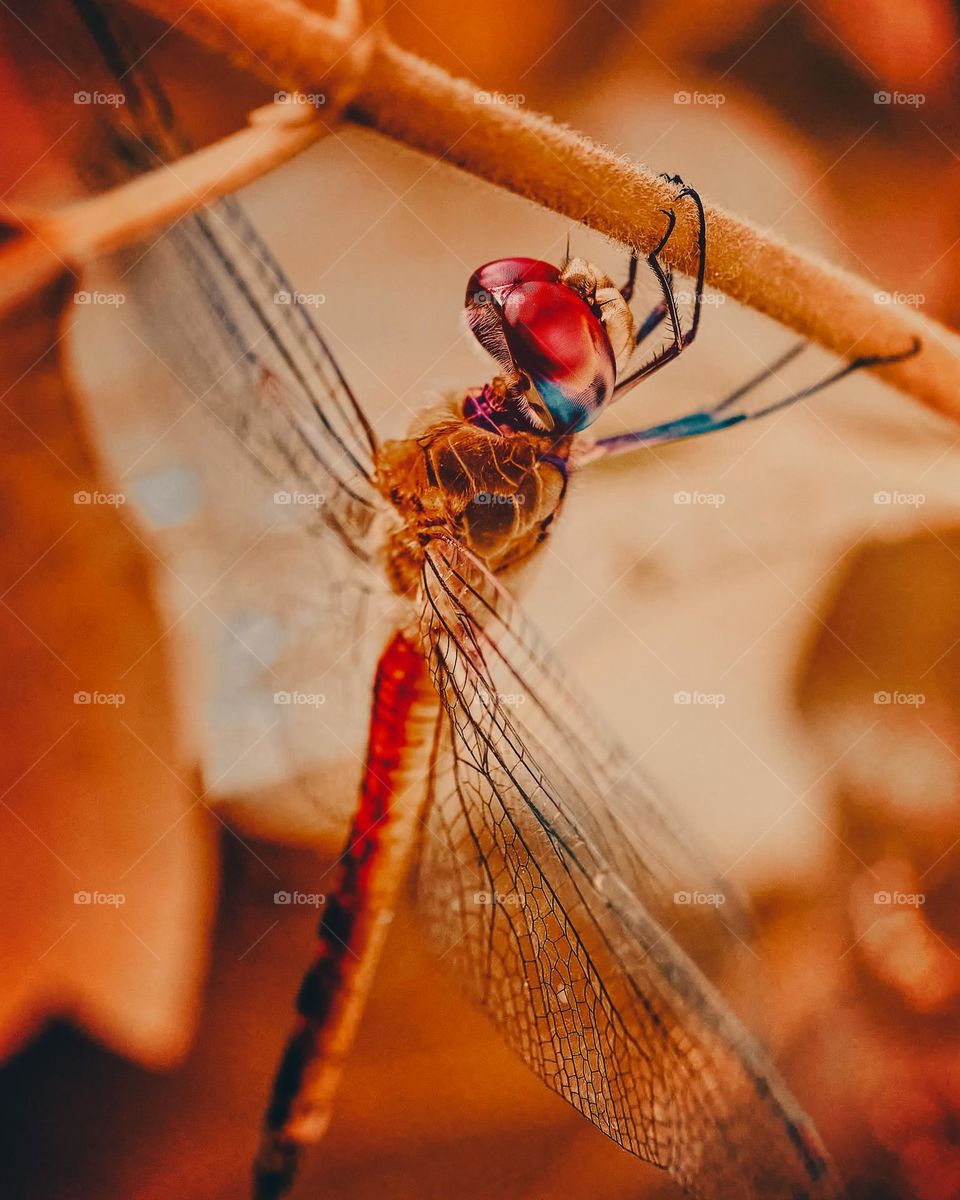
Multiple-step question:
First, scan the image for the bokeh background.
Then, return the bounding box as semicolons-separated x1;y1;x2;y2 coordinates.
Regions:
2;1;960;1198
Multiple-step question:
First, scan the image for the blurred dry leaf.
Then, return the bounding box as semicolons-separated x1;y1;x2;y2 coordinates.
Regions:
631;0;773;62
812;0;957;90
0;243;214;1067
635;0;957;92
791;528;960;1198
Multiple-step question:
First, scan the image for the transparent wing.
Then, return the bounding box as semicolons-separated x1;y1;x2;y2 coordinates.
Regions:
413;537;840;1200
75;0;389;563
64;0;393;835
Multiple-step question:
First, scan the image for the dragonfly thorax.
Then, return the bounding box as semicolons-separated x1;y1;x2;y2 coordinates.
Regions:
374;404;572;596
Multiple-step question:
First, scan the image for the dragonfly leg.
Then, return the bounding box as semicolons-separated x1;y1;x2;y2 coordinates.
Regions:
253;632;439;1200
612;178;707;400
620;248;639;303
632;290;669;348
581;337;922;462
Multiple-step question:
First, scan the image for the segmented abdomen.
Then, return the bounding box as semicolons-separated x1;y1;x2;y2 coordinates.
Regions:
254;632;437;1198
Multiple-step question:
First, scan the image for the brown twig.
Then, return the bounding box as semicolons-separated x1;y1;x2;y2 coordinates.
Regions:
0;0;373;319
121;0;960;427
0;103;326;320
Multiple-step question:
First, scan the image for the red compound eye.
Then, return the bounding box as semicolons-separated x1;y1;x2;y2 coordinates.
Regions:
499;280;615;432
465;257;559;306
464;256;616;432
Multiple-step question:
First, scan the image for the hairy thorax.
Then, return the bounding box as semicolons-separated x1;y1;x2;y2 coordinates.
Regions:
374;402;573;597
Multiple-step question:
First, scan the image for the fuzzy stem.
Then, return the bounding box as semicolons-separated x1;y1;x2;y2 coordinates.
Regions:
116;0;960;423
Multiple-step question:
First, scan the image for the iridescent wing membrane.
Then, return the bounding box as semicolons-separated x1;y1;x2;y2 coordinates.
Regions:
416;538;840;1200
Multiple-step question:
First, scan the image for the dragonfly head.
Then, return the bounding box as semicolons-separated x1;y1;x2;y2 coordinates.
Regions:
465;256;616;435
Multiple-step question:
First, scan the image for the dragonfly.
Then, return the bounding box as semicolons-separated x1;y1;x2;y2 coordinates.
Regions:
64;2;920;1198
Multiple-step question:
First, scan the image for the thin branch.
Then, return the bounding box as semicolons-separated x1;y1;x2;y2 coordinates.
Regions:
0;103;324;318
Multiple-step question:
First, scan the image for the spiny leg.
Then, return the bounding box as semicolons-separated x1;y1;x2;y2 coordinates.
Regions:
632;284;669;348
621;248;639;303
664;175;707;349
623;264;675;352
253;633;439;1200
612;178;707;398
620;172;694;313
614;208;683;387
599;252;669;353
582;337;921;462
